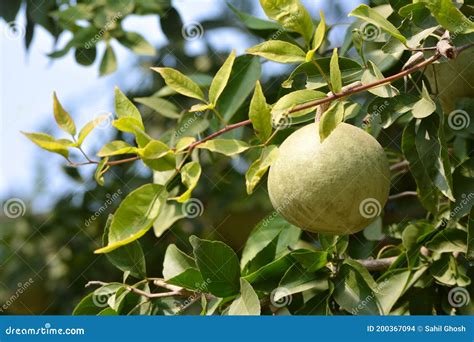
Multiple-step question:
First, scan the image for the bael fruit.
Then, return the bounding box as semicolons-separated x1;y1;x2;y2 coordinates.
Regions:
425;48;474;114
268;122;390;235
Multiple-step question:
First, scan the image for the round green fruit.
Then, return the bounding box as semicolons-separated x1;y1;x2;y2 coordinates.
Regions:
425;48;474;114
267;122;390;235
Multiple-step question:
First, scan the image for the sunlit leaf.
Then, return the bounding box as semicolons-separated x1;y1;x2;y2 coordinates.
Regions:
53;92;76;136
152;67;206;101
197;139;249;156
249;81;272;142
209;50;236;105
246;40;306;63
319;101;345;142
22;131;70;158
95;184;167;253
245;145;278;194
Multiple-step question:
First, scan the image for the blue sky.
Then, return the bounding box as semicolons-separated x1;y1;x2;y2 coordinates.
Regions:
0;0;359;212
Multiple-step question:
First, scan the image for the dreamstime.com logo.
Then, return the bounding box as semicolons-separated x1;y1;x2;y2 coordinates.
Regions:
362;100;390;129
359;198;382;219
3;198;26;218
5;323;85;336
92;286;116;308
359;22;382;41
272;115;293;130
448;287;470;308
175;112;203;138
182;198;204;218
175;278;212;312
84;189;122;227
449;192;474;219
84;12;122;49
270;287;292;308
181;22;204;41
0;278;34;313
352;278;388;315
3;21;25;40
447;110;470;131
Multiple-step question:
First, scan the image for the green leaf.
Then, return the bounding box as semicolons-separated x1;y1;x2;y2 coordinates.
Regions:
53;92;76;136
276;264;329;300
228;278;261;315
241;214;297;271
272;90;326;123
451;159;474;220
163;244;205;290
99;44;117;76
306;10;326;61
22;132;70;158
412;82;436;119
228;3;283;32
217;55;262;121
318;101;345;142
245;145;279;194
134;96;181;119
190;236;241;297
426;228;467;253
243;254;294;291
76;114;110;146
259;0;314;44
95;184;167;253
291;250;328;273
94;157;109;186
72;293;104;315
361;61;399;98
153;200;185;237
415;113;454;201
103;215;147;279
175;137;196;152
174;161;201;203
117;31;155;56
246;40;306;63
376;269;412;314
333;260;382;315
152;67;206;101
402;120;438;213
249;81;272;142
467;208;474;261
197;139;249;156
349;4;407;44
418;0;474;34
283;57;362;89
114;87;144;129
329;48;342;93
97;141;138;157
209;50;236;105
138;140;171;160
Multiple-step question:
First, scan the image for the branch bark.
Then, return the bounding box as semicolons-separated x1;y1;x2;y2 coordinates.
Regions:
356;257;398;271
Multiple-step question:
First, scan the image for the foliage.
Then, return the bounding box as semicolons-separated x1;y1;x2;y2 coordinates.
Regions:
8;0;474;315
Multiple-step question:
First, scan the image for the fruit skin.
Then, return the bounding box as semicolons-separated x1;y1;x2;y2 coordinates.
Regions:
425;48;474;114
267;123;390;235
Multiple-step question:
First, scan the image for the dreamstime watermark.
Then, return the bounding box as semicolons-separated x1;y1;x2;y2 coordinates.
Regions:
448;287;470;308
84;189;122;227
270;287;292;308
84;12;122;49
359;22;382;41
92;111;114;130
92;286;116;308
449;192;474;219
3;21;26;40
181;22;204;41
362;100;390;129
449;16;474;41
261;193;297;227
5;323;85;336
351;278;388;315
175;278;212;312
269;14;297;41
182;198;204;218
175;112;203;138
447;110;470;131
272;114;293;130
0;278;34;313
359;198;382;219
3;198;26;218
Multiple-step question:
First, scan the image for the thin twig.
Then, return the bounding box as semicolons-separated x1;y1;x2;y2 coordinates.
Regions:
388;191;418;200
390;160;409;172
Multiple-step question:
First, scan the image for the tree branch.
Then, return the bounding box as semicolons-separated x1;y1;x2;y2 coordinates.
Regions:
355;257;398;271
69;43;474;169
388;191;418;200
